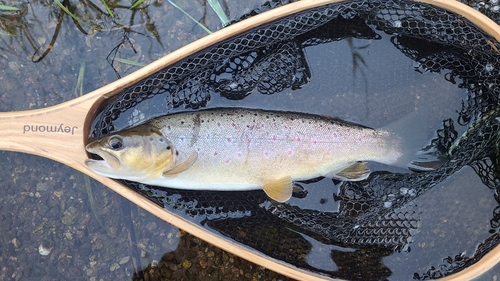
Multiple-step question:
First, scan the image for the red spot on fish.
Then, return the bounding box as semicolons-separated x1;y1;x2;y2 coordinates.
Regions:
227;138;231;142
213;151;218;156
247;139;251;144
264;152;269;157
287;151;293;156
312;140;317;145
333;133;337;138
272;135;277;141
325;151;330;155
358;137;362;142
296;137;301;141
232;123;236;127
237;153;242;158
225;159;230;163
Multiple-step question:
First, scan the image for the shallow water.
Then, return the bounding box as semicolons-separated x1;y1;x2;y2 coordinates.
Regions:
1;0;500;280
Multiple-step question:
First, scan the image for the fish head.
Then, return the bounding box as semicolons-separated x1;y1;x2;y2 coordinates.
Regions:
84;125;175;181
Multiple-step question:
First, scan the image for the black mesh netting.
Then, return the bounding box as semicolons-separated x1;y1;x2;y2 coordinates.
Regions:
89;0;500;280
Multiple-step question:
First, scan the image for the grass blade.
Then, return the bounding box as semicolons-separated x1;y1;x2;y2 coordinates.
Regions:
167;0;212;34
207;0;229;26
129;0;144;9
100;0;114;17
74;63;85;97
114;58;146;67
53;0;84;24
0;5;19;11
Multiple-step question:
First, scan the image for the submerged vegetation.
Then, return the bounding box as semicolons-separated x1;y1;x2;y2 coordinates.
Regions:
0;0;229;64
0;4;19;10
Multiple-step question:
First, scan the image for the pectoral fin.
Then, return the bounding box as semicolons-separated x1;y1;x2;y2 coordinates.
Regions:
333;162;370;181
262;176;293;203
162;152;198;176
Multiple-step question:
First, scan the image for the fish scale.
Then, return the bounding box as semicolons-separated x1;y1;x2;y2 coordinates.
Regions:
86;108;404;202
154;109;401;190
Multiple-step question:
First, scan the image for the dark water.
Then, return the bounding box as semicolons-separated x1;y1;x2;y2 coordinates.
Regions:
1;0;500;280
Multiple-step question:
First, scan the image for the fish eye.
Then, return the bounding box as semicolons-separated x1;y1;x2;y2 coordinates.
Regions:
108;137;123;150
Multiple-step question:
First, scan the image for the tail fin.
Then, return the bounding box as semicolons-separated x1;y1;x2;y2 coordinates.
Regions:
382;108;448;171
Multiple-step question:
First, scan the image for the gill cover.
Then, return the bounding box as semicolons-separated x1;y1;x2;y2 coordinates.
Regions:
85;125;175;181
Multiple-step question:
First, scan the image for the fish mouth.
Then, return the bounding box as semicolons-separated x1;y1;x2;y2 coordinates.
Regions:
84;157;111;170
84;143;121;171
84;144;106;166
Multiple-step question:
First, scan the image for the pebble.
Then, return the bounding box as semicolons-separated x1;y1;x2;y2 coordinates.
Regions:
182;259;192;269
38;244;51;256
119;256;130;265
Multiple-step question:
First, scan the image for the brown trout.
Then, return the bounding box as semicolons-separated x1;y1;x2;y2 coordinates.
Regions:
85;108;406;202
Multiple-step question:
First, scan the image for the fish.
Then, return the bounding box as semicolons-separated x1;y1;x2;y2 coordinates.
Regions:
85;108;410;202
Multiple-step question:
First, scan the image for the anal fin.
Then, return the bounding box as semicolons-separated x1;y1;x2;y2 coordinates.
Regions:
262;176;293;203
334;161;370;181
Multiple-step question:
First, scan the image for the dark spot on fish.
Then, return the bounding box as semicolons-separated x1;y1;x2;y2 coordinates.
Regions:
254;113;258;116
320;198;327;204
159;138;164;142
149;137;154;141
181;121;185;125
166;145;171;150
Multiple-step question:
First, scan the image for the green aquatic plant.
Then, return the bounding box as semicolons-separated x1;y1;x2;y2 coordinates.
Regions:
207;0;229;26
54;0;113;20
129;0;144;10
53;0;85;25
0;5;20;11
0;0;230;66
100;0;114;17
167;0;212;34
114;58;147;67
74;63;86;98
